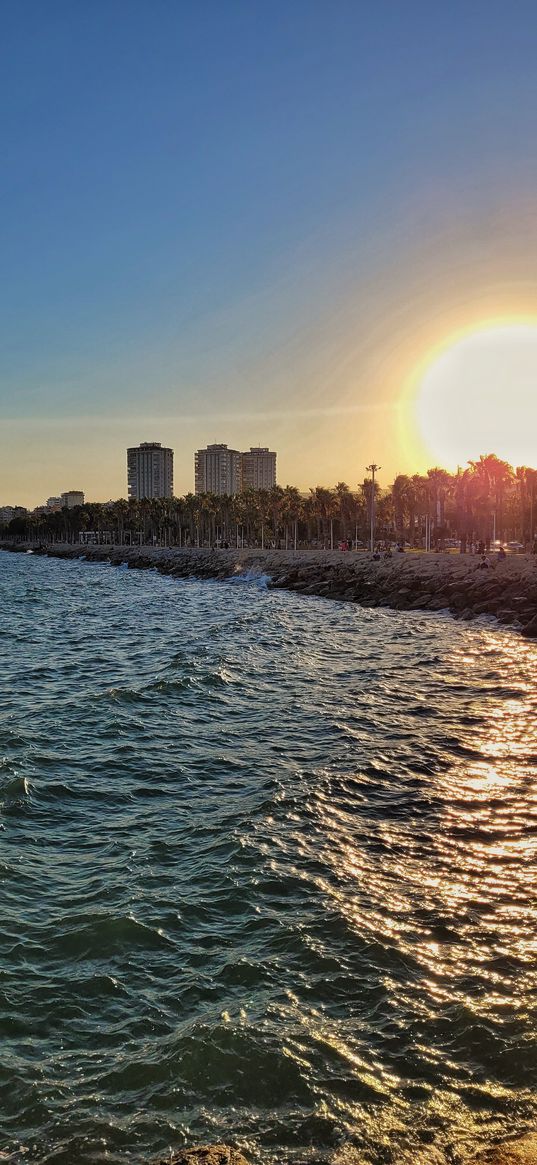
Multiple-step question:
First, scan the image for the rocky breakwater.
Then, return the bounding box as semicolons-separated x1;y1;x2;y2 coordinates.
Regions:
266;551;537;639
2;542;537;637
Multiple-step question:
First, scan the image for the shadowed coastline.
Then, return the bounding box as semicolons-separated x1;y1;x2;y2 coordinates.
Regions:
2;542;537;638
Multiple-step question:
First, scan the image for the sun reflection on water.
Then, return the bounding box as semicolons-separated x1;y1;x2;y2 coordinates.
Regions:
260;620;537;1160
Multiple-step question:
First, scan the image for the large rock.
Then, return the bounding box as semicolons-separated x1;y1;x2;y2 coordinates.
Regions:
522;614;537;638
469;1135;537;1165
153;1146;250;1165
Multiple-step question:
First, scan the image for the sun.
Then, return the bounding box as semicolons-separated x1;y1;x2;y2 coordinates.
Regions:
409;321;537;469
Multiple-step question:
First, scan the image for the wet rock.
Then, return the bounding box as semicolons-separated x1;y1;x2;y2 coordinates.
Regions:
469;1134;537;1165
409;593;431;609
449;591;468;610
522;614;537;638
472;599;500;615
153;1146;250;1165
426;596;448;610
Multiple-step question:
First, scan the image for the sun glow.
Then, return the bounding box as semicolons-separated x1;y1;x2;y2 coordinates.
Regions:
407;321;537;469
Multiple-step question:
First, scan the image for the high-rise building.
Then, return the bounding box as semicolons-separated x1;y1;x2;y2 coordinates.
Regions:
61;491;85;508
194;444;243;496
127;442;173;500
0;505;27;524
241;447;277;490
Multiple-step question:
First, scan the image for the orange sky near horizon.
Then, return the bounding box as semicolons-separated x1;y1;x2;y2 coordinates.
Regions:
3;229;537;508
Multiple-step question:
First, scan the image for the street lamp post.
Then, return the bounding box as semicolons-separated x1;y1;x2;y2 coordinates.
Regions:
366;463;381;552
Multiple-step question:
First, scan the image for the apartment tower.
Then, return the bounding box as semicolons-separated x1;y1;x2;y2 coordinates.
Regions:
194;444;243;496
127;442;174;500
241;447;277;490
60;491;85;508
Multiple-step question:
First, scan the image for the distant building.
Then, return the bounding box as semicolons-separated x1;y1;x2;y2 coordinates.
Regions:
127;442;174;500
241;447;277;490
46;497;63;511
195;444;243;496
0;505;27;524
61;491;85;508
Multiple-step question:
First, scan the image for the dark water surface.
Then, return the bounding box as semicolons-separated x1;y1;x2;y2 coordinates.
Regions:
1;551;536;1164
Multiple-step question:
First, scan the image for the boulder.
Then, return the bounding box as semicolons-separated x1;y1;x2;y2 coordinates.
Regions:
497;609;518;624
408;595;429;609
449;591;468;610
522;614;537;638
153;1147;250;1165
471;599;501;615
469;1134;537;1165
426;596;449;610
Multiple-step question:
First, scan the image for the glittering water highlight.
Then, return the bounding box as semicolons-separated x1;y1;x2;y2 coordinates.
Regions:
1;551;536;1164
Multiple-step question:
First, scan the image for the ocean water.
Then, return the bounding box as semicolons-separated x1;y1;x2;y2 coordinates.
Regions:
1;551;536;1165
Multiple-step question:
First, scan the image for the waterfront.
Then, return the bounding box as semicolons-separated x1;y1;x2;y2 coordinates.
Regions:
4;542;537;637
1;551;536;1163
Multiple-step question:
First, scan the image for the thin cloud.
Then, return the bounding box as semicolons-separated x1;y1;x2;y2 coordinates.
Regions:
1;400;397;429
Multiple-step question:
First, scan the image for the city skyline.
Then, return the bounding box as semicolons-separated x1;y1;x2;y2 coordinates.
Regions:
4;445;536;517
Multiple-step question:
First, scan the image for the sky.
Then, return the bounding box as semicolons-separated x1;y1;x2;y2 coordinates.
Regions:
2;0;537;506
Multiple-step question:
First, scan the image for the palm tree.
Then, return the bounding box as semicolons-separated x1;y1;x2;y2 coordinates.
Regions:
281;485;303;549
198;492;218;545
528;469;537;545
426;467;452;545
334;482;354;544
409;475;429;546
309;487;337;548
268;485;284;547
469;454;513;542
391;475;413;543
514;466;537;545
182;493;199;546
358;477;381;547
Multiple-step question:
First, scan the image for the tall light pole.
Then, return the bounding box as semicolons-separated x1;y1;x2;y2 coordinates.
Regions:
366;463;381;552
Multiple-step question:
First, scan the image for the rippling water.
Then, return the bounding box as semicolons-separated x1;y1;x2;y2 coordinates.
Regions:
1;551;536;1165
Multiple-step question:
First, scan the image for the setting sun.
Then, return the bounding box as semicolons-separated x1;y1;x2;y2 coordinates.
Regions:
412;322;537;470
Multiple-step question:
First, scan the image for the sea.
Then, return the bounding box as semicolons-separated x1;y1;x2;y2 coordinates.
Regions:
1;550;536;1165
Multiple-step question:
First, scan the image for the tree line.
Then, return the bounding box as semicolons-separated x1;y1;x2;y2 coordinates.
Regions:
3;454;537;550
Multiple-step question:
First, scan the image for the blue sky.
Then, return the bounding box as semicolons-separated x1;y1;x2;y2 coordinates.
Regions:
2;0;537;502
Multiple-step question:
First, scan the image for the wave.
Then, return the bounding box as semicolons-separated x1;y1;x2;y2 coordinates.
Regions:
1;554;536;1163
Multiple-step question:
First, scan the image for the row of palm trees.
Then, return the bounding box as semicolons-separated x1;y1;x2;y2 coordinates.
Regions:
3;454;537;550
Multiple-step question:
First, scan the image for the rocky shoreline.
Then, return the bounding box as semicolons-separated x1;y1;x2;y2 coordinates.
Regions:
153;1137;537;1165
2;541;537;638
